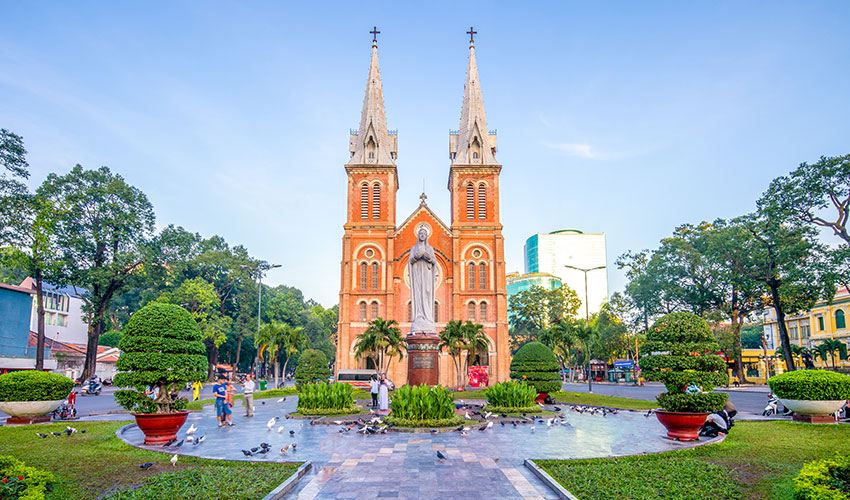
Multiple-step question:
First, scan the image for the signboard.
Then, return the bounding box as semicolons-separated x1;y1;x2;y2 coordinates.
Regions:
467;366;489;388
412;356;434;369
613;360;634;368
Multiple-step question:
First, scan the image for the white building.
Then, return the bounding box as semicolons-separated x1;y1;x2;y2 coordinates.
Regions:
20;278;89;345
523;229;609;318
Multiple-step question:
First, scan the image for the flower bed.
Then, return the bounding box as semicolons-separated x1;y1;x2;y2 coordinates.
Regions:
388;385;456;427
296;382;354;414
0;455;53;500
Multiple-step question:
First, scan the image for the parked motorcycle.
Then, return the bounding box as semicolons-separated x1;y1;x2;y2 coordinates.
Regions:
762;393;778;416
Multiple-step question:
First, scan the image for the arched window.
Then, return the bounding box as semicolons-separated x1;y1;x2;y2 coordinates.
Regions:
372;183;381;219
480;302;488;322
360;262;368;289
359;302;367;322
479;262;487;290
836;310;846;329
472;152;479;160
466;183;475;219
371;262;379;290
478;184;486;219
468;302;476;321
434;301;439;322
468;263;476;290
408;302;412;322
370;301;379;320
360;184;369;219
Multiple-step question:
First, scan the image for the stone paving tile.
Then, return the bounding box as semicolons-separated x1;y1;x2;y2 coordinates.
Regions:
117;397;713;500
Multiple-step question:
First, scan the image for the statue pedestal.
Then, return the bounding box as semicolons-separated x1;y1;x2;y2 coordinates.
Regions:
406;334;440;386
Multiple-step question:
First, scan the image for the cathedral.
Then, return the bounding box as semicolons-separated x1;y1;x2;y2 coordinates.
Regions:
336;32;509;387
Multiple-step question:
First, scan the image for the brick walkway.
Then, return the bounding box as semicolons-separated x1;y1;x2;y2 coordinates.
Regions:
118;398;702;500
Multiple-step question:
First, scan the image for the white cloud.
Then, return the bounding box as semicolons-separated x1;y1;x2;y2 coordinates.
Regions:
542;141;604;159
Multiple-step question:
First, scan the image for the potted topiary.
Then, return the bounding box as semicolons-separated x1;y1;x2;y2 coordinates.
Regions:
768;369;850;423
113;303;207;444
510;341;561;404
641;312;729;440
294;349;331;390
0;371;74;425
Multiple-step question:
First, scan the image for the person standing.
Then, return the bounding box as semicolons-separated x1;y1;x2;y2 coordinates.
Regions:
369;374;379;408
241;374;255;417
225;378;236;426
378;374;389;412
192;380;203;401
213;375;230;427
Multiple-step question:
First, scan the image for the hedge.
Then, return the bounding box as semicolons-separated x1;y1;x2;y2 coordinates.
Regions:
114;303;207;414
484;381;536;409
768;370;850;401
0;371;74;402
793;454;850;500
510;342;561;393
384;415;465;428
0;455;54;500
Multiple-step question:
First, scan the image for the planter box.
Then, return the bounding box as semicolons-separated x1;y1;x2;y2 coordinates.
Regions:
779;399;845;420
654;410;709;441
133;411;189;445
0;400;64;418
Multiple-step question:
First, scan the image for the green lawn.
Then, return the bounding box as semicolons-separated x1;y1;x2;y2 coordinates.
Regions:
536;421;850;500
0;421;300;500
186;387;298;410
550;390;658;410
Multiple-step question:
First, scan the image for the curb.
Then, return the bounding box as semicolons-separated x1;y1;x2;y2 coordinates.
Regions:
260;461;312;500
524;459;580;500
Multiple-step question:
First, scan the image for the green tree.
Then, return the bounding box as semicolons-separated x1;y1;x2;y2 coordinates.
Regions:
462;321;491;385
813;339;848;370
38;165;155;380
254;321;287;389
99;330;122;347
592;302;629;364
278;323;307;381
353;318;405;375
293;348;330;388
540;320;581;382
508;285;580;348
439;321;467;388
0;129;30;241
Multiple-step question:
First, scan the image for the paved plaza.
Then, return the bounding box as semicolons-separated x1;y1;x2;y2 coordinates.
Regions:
118;397;717;499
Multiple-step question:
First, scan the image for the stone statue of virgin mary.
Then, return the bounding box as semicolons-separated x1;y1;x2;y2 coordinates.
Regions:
408;225;436;334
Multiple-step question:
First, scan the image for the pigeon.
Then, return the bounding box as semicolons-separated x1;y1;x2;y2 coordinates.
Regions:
35;433;48;439
430;429;437;434
267;418;276;431
51;432;62;437
170;454;178;467
251;447;259;453
501;413;507;418
333;420;343;425
80;430;86;433
174;439;184;448
280;445;290;454
164;438;177;447
500;421;505;426
455;425;464;432
277;397;286;403
464;412;472;420
186;424;198;435
260;442;270;449
277;426;285;433
486;421;493;430
66;426;78;434
194;435;206;446
484;411;492;419
436;450;447;462
546;419;552;428
644;409;654;418
257;447;270;454
531;425;536;432
261;401;266;405
512;422;517;427
139;462;155;469
241;449;253;456
289;430;295;436
291;443;297;451
554;406;562;411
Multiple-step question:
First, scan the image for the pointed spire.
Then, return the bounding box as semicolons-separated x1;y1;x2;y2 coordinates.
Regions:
451;29;497;165
348;31;396;166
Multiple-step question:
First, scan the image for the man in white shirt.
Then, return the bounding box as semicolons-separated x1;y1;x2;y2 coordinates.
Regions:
369;374;379;408
241;373;256;417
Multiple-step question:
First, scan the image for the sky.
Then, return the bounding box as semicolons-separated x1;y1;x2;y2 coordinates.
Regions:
2;2;849;307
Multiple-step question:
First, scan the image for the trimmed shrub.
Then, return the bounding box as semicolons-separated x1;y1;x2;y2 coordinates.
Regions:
0;371;73;402
0;455;54;500
114;303;207;414
294;349;330;389
793;454;850;500
390;385;455;422
297;382;354;411
641;312;728;413
510;342;561;393
384;415;465;428
482;405;543;414
768;370;850;401
484;380;536;409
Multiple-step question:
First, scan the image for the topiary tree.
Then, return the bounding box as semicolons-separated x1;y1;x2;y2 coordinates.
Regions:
509;341;561;394
294;348;330;389
113;303;207;414
0;371;74;402
641;312;729;413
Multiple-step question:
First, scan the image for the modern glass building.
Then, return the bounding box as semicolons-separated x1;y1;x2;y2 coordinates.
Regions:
523;229;609;318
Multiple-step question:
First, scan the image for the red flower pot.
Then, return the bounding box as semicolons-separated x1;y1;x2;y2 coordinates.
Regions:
133;411;189;445
535;392;549;404
654;410;708;441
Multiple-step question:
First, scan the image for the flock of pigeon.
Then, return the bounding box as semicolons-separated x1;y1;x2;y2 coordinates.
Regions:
35;425;85;438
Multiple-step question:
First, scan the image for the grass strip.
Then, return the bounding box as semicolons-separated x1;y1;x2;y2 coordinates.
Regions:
0;421;300;500
549;390;657;410
186;387;298;410
536;421;850;500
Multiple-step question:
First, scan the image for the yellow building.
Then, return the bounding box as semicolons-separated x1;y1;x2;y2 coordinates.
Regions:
760;287;850;378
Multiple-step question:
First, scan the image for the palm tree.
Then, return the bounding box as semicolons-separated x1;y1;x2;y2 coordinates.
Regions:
814;339;848;370
279;324;307;381
354;318;405;374
439;321;466;388
255;321;286;389
463;321;491;385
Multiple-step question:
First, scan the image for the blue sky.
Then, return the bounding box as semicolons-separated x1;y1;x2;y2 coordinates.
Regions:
2;2;848;307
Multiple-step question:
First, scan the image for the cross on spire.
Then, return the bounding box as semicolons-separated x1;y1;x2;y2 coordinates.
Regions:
370;26;380;44
466;26;477;45
419;192;428;206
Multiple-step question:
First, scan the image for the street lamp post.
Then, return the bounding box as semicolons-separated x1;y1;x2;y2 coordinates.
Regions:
564;264;606;393
241;263;281;375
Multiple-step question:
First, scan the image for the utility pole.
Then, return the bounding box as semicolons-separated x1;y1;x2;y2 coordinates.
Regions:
564;264;606;393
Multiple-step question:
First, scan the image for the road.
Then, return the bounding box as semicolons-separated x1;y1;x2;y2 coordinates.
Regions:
561;381;772;415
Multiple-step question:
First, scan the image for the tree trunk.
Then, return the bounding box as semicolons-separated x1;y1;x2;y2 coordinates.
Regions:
729;290;747;383
453;356;462;388
234;331;243;371
206;343;219;381
274;359;279;389
769;284;796;372
81;320;102;381
35;269;45;371
281;357;289;385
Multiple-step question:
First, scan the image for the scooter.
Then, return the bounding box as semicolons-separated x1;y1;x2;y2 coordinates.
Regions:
763;393;778;416
81;378;102;395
